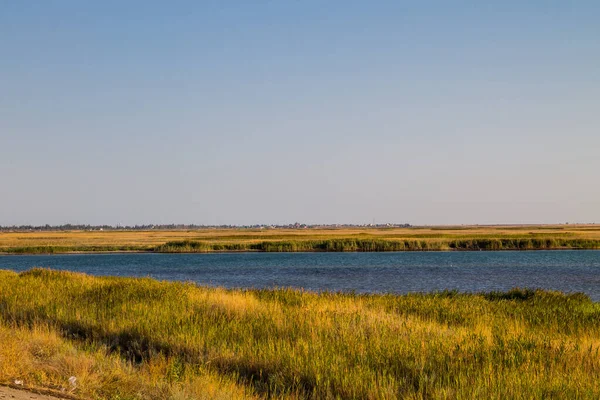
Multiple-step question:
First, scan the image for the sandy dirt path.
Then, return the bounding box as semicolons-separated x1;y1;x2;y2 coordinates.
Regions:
0;386;65;400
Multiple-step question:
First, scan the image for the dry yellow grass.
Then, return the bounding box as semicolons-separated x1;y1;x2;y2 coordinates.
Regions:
0;319;255;400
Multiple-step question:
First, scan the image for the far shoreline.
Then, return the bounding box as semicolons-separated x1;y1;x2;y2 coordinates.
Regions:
2;247;600;256
2;225;600;255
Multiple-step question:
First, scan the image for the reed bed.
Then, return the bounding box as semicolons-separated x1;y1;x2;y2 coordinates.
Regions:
153;237;600;253
1;269;600;399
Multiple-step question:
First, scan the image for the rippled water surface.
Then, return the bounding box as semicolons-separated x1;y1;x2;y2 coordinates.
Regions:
2;251;600;300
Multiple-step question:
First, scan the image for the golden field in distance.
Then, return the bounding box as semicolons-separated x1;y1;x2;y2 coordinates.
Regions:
1;225;600;254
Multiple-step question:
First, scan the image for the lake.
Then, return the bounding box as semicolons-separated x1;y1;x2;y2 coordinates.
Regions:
2;251;600;300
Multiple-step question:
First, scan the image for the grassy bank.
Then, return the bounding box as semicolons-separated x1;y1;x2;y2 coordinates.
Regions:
0;245;151;254
2;225;600;254
153;237;600;252
2;269;600;399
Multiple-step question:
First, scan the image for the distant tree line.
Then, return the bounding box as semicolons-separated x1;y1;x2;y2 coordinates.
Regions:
0;223;411;232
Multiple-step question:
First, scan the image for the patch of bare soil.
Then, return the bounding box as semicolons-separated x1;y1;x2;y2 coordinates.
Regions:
0;386;69;400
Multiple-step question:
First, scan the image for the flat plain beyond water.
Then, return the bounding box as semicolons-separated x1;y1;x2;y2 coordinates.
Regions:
3;250;600;300
2;224;600;253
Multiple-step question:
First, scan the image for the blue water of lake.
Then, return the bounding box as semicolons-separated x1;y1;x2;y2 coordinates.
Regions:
2;251;600;300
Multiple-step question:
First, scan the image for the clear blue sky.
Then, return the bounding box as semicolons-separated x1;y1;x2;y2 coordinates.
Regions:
1;1;599;225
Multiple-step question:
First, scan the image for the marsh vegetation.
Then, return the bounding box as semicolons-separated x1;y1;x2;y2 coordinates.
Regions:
153;237;600;252
1;269;600;399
